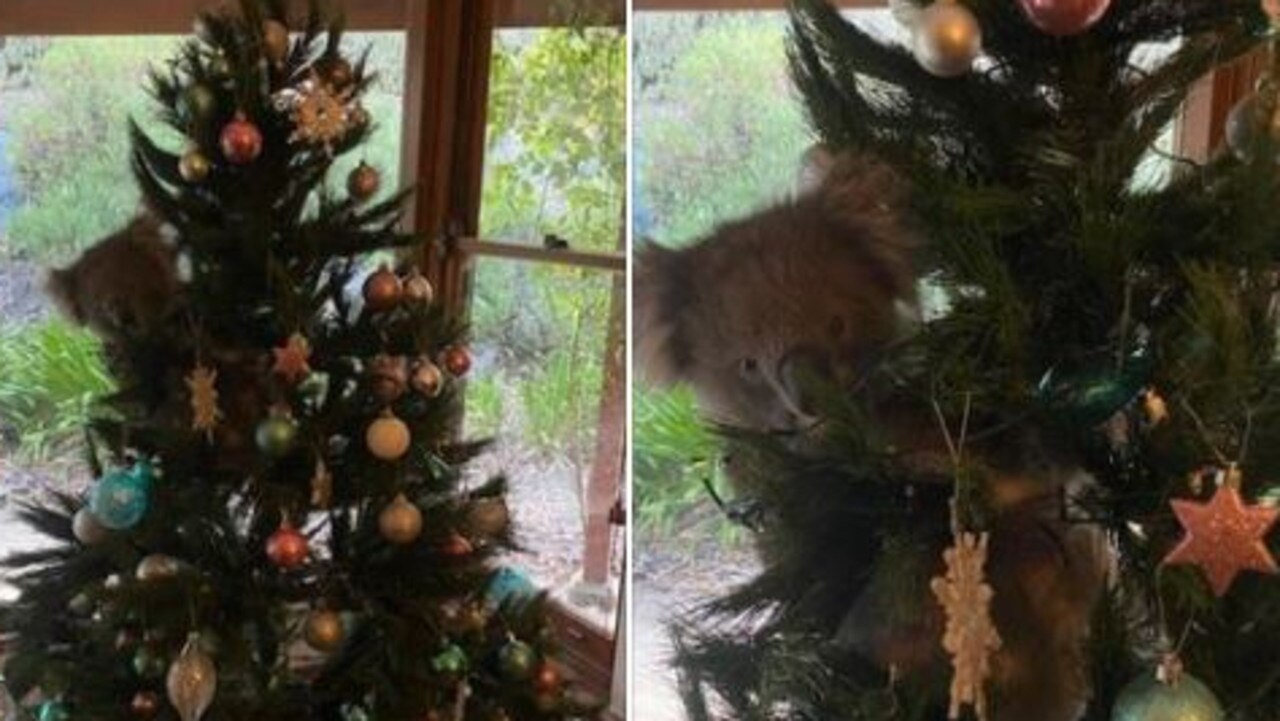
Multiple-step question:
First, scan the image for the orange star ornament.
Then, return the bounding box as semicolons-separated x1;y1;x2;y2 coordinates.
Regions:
1162;476;1279;597
272;333;312;384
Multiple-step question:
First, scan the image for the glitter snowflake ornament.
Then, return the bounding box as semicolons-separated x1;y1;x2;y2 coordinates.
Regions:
275;71;360;154
931;531;1002;721
185;365;222;441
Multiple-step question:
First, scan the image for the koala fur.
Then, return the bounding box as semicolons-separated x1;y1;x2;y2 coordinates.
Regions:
637;152;1109;721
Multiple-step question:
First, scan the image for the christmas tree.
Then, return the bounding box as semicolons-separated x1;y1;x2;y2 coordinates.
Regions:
0;2;597;719
671;0;1280;719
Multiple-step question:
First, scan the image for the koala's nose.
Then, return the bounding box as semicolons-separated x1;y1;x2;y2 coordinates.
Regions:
777;345;834;417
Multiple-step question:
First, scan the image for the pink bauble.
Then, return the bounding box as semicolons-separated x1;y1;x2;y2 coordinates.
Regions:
1018;0;1111;36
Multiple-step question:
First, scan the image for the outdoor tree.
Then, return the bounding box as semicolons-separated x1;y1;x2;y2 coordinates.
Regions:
0;2;598;720
675;0;1280;720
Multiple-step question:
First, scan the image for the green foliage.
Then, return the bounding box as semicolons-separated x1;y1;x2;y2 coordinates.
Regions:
463;375;505;439
0;320;112;460
634;14;812;244
633;386;720;538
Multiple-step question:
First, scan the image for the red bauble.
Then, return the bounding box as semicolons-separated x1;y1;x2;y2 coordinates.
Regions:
441;346;471;377
131;690;161;718
1017;0;1111;36
363;266;404;312
266;521;309;568
533;661;562;694
220;112;264;164
439;531;473;557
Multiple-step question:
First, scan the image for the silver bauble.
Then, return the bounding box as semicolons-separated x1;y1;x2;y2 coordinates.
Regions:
1112;670;1223;721
73;507;111;545
167;634;217;721
912;0;982;78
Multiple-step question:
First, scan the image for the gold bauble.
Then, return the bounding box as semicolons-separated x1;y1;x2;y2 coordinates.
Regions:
912;0;982;78
410;359;444;397
467;498;510;536
136;553;182;581
367;354;409;403
178;149;212;183
347;162;381;202
262;20;289;65
379;493;424;544
166;634;217;721
366;412;412;461
402;269;434;305
303;609;345;652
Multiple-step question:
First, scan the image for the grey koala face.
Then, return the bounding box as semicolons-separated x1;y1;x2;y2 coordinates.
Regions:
635;156;917;432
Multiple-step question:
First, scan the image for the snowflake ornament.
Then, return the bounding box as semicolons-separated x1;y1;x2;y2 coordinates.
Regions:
275;72;360;154
931;531;1002;721
186;364;222;441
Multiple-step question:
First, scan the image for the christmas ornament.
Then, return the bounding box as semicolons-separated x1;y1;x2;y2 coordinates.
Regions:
366;411;412;461
347;162;381;201
431;643;469;675
1265;0;1280;22
90;465;151;530
271;333;312;384
1112;659;1223;721
180;84;217;125
178;148;212;183
1162;472;1278;596
533;662;561;694
1037;347;1152;427
136;553;182;581
208;53;232;80
303;608;345;652
931;531;1001;721
498;639;536;680
35;700;69;721
219;112;263;165
438;531;473;557
262;19;289;65
1224;87;1280;162
131;690;161;719
402;268;434;305
1142;387;1168;426
186;364;221;441
266;520;309;569
379;493;424;544
279;72;356;153
411;358;444;397
311;459;333;509
73;506;111;545
1017;0;1111;35
167;633;217;721
325;56;354;87
368;354;409;403
255;409;298;457
441;346;472;377
133;645;167;678
362;266;403;312
486;566;538;608
468;497;510;536
912;0;982;78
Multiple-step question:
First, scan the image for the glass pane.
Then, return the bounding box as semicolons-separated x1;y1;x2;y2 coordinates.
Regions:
469;26;626;634
0;33;405;576
632;9;900;719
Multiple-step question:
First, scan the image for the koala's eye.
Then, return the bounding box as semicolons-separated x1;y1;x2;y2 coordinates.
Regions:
739;357;761;378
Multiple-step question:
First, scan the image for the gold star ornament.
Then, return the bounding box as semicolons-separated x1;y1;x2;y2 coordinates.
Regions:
276;72;360;154
1163;473;1279;597
186;364;222;441
931;531;1001;721
272;333;312;384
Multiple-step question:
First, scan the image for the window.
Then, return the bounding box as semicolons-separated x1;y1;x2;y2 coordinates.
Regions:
469;24;626;630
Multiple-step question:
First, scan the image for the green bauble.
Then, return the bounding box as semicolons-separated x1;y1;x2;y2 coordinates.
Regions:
497;639;536;680
1037;346;1153;426
256;415;298;457
180;84;217;125
132;645;167;678
1112;672;1223;721
431;643;469;676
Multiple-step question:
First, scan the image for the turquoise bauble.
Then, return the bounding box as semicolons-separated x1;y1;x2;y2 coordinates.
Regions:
89;467;150;530
1112;672;1223;721
485;566;537;609
1037;346;1153;427
498;639;536;680
36;700;69;721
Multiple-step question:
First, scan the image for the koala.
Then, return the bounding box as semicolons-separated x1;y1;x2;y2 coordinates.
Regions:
637;152;1109;721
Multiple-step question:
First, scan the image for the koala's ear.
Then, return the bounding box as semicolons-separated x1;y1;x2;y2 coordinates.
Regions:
634;241;696;387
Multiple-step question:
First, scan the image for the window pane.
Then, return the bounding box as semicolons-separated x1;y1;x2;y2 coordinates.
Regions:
470;26;626;634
